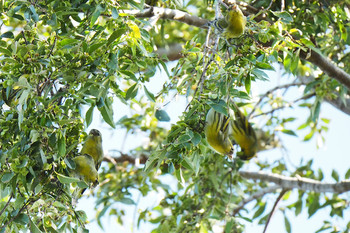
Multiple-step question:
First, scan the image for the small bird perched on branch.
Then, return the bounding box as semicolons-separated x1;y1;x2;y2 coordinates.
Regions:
80;129;104;170
70;154;99;187
71;129;104;195
205;108;235;155
209;3;246;39
230;102;258;160
205;102;258;160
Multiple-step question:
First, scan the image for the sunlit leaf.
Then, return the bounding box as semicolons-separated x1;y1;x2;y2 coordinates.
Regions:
144;85;155;102
155;109;170;122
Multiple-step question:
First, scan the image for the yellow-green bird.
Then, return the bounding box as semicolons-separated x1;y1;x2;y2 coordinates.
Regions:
71;154;99;187
205;108;234;155
230;103;258;160
80;129;104;170
210;3;246;39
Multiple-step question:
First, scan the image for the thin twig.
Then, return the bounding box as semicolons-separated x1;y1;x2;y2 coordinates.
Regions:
232;185;280;216
0;193;13;217
249;82;306;118
281;0;285;12
21;31;28;45
262;189;289;233
252;93;315;118
266;0;274;11
47;35;57;57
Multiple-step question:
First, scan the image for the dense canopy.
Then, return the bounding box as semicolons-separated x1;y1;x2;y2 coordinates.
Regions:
1;0;350;232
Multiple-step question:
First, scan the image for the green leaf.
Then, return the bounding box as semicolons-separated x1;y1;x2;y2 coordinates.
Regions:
208;101;228;116
303;130;314;141
345;168;350;179
144;156;160;173
191;132;201;146
321;118;330;124
158;60;170;78
30;218;43;233
119;70;138;82
90;5;104;26
181;157;193;171
256;61;275;70
56;172;81;184
339;22;347;42
177;134;191;144
39;148;47;165
111;8;119;19
30;129;40;143
14;213;29;225
120;198;136;205
59;39;79;46
14;196;26;210
57;134;66;157
281;129;297;136
97;205;110;220
224;218;234;233
144;85;155;102
311;99;321;122
175;168;185;187
0;31;14;39
331;169;339;182
77;181;89;189
85;105;94;127
155;109;170;122
0;47;12;56
127;0;143;10
252;203;266;219
290;48;300;74
304;80;320;94
29;5;39;22
107;53;118;71
272;11;293;23
252;68;269;81
1;172;15;183
107;29;126;46
295;200;302;216
98;102;115;128
89;42;105;54
125;83;139;100
96;97;105;108
308;195;320;217
245;75;251;93
17;158;29;168
284;216;291;233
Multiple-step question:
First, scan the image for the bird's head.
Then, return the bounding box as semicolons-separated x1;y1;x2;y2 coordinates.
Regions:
88;129;102;143
236;148;257;161
231;3;239;11
89;129;101;137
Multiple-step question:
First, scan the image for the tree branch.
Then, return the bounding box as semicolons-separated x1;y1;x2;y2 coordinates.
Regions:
102;153;148;165
239;171;350;193
123;6;208;28
325;94;350;116
298;74;350;116
232;185;280;216
299;49;350;90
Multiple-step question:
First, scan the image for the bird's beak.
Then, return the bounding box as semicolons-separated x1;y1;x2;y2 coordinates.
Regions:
93;180;99;187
